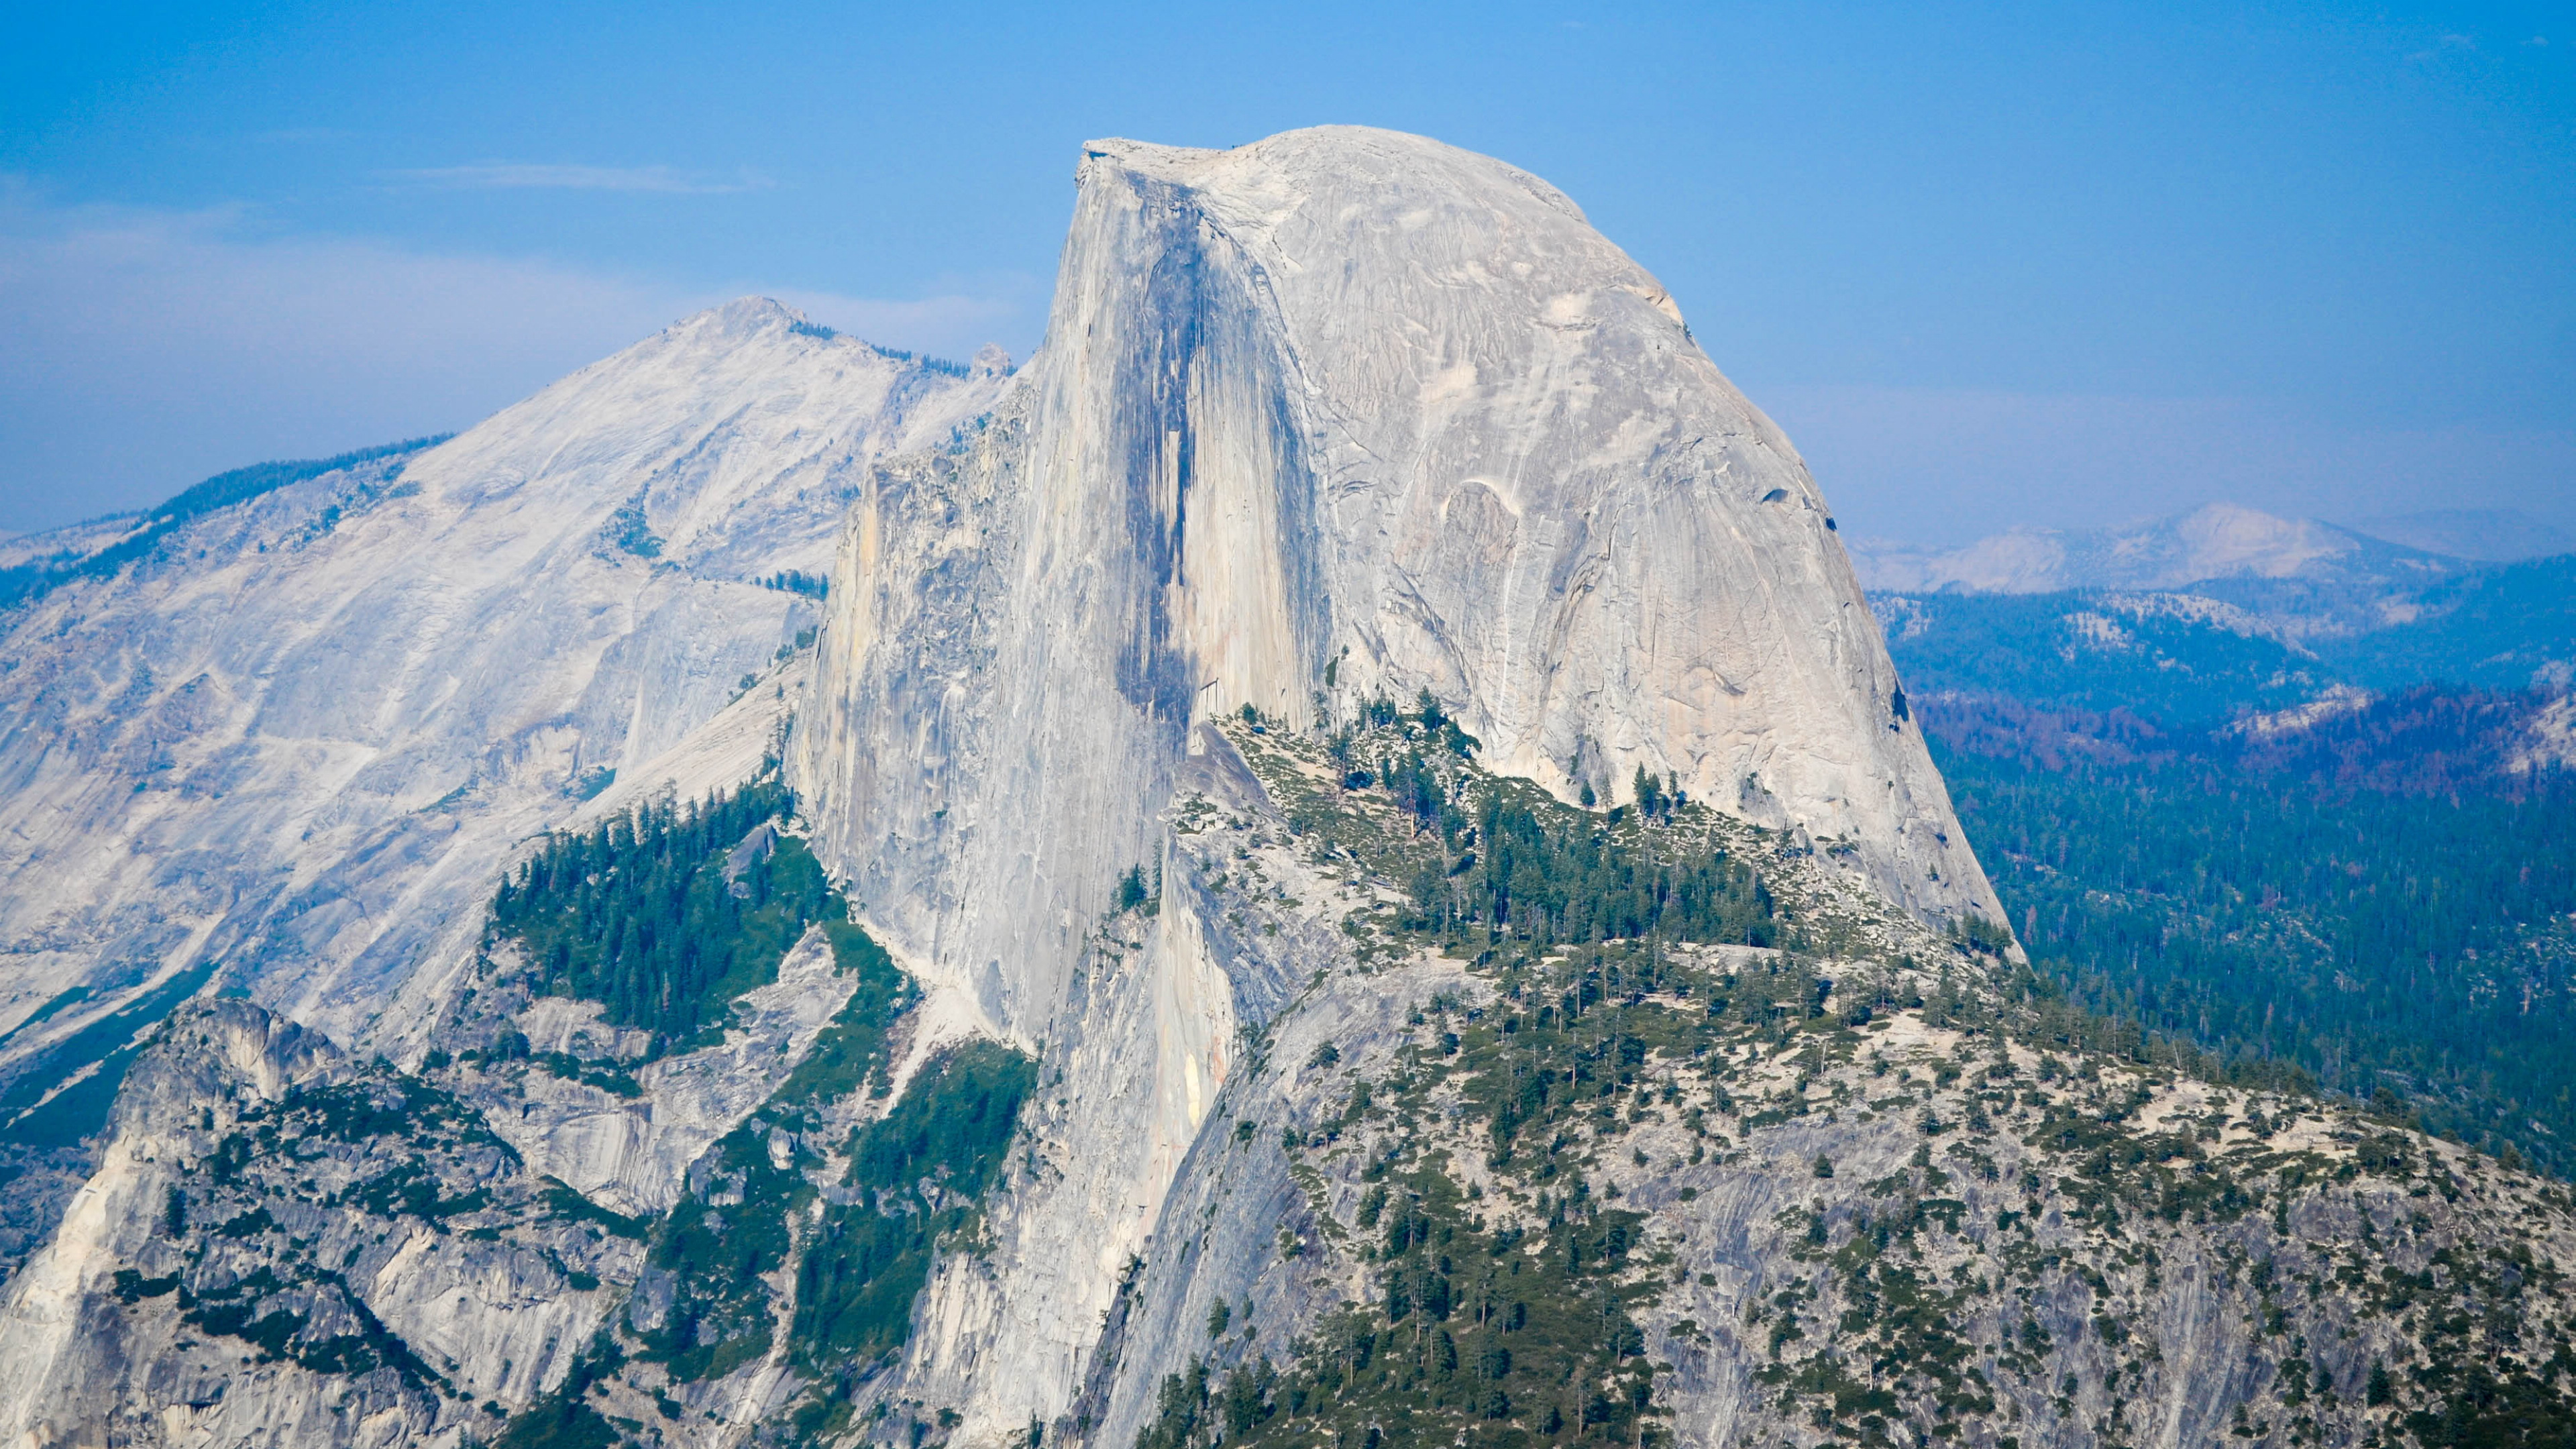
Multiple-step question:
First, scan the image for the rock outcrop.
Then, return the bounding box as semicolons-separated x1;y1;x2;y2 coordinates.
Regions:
793;125;1997;1034
3;127;2565;1449
0;1000;636;1447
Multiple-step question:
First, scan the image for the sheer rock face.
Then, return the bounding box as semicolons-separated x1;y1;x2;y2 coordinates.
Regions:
787;125;2004;1440
793;126;1998;1046
0;299;1007;1064
0;127;2016;1449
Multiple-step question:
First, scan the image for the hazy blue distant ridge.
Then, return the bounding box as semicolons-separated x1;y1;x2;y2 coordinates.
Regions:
0;435;451;611
1876;559;2576;732
2318;553;2576;693
145;436;450;528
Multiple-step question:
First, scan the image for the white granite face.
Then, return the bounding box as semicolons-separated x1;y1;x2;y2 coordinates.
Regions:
0;129;2042;1449
793;124;2000;1039
779;125;2006;1441
0;303;1011;1446
0;299;1008;1061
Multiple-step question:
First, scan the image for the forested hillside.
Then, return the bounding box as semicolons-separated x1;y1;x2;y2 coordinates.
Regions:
1931;706;2576;1173
2317;555;2576;692
1112;712;2576;1449
1892;561;2576;1177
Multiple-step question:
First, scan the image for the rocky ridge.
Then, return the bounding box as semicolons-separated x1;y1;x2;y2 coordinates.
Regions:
0;127;2568;1449
792;127;2002;1037
0;299;1010;1273
1069;717;2576;1449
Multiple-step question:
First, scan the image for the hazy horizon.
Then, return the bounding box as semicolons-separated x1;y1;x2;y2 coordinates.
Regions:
5;1;2569;543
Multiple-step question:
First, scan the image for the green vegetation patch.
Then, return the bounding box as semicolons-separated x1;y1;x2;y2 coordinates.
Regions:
794;1040;1038;1374
1253;698;1781;957
625;921;921;1386
1148;1167;1664;1449
564;917;1035;1416
178;1263;449;1389
2404;1343;2576;1449
541;1178;648;1240
486;776;837;1059
765;922;912;1126
496;1332;629;1449
1937;735;2576;1172
634;1124;804;1381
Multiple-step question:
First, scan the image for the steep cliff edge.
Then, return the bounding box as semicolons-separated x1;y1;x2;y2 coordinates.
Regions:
5;127;2568;1449
792;126;1998;1044
757;129;2576;1449
782;123;2007;1440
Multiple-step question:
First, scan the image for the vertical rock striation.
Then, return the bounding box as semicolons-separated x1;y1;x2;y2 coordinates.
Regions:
790;125;2006;1440
4;127;2571;1449
794;127;1996;1042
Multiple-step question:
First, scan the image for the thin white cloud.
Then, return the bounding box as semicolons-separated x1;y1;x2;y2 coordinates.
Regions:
0;180;1036;531
383;163;769;194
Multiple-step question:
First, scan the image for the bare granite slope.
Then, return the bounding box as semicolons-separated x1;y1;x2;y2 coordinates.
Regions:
0;299;1008;1270
793;125;1997;1036
0;299;1004;1052
785;125;2002;1445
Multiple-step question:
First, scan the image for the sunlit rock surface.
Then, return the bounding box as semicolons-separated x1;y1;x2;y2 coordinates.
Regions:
794;125;1997;1029
0;299;1006;1270
788;124;2004;1440
0;1000;640;1447
7;129;2524;1449
0;298;1003;1053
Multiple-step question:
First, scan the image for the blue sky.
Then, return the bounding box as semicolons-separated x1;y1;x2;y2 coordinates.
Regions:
3;0;2569;543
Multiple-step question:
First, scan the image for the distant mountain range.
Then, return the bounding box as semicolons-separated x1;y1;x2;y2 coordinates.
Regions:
1852;502;2575;735
1859;504;2576;1192
2347;507;2576;563
1851;501;2571;598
